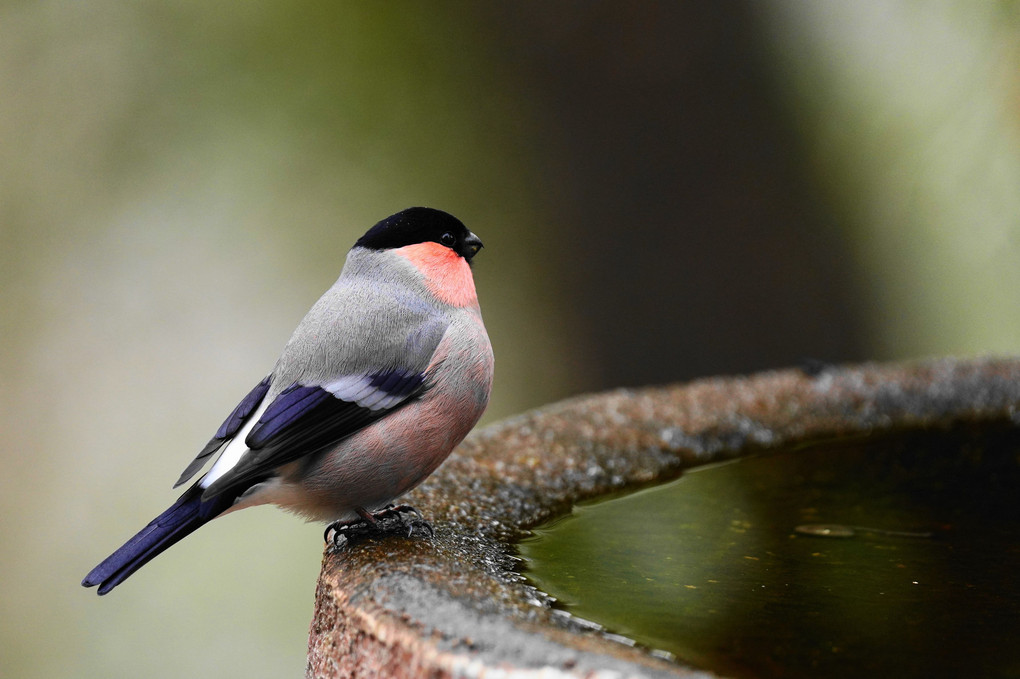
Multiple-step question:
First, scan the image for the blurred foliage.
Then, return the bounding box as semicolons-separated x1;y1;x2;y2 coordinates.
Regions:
763;2;1020;357
0;2;1017;678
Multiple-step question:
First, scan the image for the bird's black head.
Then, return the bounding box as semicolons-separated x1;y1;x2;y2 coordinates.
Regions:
356;207;483;262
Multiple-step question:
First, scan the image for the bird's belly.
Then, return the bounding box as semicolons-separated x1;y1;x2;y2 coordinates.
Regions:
280;379;490;519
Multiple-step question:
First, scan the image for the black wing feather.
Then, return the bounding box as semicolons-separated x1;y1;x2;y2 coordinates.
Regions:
174;376;272;488
199;373;428;500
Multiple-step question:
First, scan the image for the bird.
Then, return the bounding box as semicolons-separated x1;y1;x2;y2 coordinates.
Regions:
82;207;494;595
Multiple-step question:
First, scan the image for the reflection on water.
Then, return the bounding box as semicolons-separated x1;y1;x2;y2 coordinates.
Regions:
792;523;933;538
521;423;1020;678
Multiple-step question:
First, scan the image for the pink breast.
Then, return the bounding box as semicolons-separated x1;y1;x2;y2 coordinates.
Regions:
393;242;478;308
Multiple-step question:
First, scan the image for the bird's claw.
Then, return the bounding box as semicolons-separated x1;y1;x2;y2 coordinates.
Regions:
324;504;434;549
372;503;425;523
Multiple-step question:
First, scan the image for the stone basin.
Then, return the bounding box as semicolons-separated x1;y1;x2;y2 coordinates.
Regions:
306;357;1020;678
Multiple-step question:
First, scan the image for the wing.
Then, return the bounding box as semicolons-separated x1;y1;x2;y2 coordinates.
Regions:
194;267;451;499
198;367;430;500
174;376;272;488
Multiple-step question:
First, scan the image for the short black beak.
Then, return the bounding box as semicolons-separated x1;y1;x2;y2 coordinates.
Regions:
464;232;483;260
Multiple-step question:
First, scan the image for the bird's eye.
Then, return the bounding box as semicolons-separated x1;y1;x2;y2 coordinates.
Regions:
439;232;456;247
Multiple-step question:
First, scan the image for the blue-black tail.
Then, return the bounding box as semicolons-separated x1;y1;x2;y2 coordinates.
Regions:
82;485;233;595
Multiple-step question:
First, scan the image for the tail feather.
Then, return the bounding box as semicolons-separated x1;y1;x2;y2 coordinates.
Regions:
82;486;232;595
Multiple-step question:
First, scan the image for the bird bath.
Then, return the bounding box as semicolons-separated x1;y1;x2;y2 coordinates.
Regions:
307;358;1020;678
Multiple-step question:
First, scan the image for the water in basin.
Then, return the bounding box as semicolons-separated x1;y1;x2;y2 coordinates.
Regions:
520;423;1020;678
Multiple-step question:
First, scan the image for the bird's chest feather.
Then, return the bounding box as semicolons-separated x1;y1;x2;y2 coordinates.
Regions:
392;242;478;308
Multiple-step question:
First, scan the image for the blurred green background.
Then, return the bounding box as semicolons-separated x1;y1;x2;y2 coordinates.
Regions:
1;2;1018;677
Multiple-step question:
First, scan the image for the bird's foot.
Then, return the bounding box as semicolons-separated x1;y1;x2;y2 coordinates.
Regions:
324;504;434;549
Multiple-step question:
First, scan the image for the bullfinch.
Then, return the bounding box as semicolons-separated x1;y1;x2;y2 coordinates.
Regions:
83;207;493;595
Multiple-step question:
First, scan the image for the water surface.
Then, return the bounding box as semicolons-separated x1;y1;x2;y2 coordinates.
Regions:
521;424;1020;678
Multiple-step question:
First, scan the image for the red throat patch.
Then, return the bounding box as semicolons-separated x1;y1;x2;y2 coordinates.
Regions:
393;242;478;308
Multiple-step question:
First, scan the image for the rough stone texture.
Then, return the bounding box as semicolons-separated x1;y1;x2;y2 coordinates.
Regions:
307;357;1020;678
